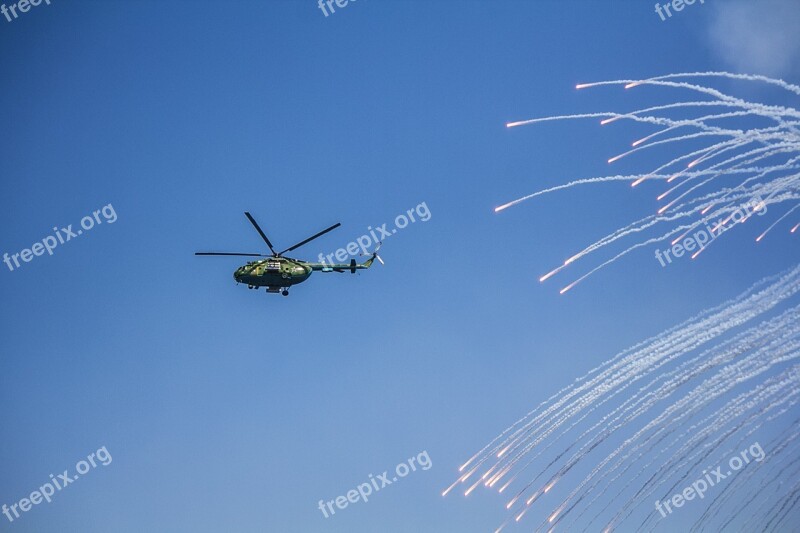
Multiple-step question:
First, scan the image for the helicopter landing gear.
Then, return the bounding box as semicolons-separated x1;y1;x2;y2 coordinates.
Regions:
281;289;289;296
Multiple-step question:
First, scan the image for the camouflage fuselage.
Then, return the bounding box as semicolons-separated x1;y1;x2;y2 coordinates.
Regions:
233;255;371;287
234;257;312;287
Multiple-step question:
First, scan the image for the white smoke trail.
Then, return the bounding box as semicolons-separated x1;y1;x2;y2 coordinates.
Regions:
448;74;800;531
446;251;800;528
495;73;800;293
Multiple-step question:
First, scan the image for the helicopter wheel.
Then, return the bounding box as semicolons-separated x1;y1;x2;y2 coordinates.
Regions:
282;290;289;296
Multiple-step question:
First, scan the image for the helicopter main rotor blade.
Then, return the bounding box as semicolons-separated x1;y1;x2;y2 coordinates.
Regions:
244;212;277;256
195;252;267;257
279;222;341;255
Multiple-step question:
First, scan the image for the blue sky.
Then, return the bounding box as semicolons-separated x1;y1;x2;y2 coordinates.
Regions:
1;1;798;532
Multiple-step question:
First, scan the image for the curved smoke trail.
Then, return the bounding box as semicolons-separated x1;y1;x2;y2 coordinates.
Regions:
496;73;800;294
447;266;800;531
448;74;800;531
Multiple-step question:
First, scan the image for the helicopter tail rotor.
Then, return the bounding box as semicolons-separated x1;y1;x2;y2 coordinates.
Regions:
359;242;384;266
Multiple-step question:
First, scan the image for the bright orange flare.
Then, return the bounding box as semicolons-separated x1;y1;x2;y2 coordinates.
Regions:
460;464;479;483
498;476;515;493
458;455;477;472
490;466;512;488
464;477;482;497
506;493;522;509
672;228;692;246
560;280;579;294
540;265;564;283
632;127;672;147
442;478;461;497
565;254;579;265
657;202;674;214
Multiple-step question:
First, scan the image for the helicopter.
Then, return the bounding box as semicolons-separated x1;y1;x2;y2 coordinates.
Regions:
195;212;383;296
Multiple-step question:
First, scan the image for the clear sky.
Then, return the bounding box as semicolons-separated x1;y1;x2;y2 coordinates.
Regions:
1;1;798;532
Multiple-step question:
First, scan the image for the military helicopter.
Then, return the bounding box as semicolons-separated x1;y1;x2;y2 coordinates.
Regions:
195;212;382;296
